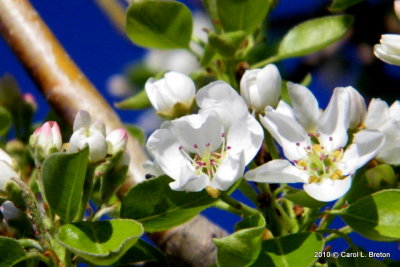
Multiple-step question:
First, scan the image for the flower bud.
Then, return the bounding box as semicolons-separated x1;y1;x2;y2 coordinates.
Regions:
240;64;282;112
69;111;107;163
22;93;37;111
374;34;400;66
0;149;18;192
30;121;62;162
145;71;195;119
344;87;367;129
106;128;128;155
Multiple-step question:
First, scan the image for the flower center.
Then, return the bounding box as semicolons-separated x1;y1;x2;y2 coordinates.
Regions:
294;137;345;184
179;133;231;178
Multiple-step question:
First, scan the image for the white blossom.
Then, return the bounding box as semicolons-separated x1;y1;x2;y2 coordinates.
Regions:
146;82;263;192
245;87;385;202
240;64;282;112
106;128;128;155
145;71;195;119
69;111;107;163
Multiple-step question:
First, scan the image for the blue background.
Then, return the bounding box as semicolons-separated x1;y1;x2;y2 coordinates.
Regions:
0;0;399;263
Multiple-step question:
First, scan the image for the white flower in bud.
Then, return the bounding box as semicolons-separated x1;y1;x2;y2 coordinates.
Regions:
374;34;400;66
240;64;282;112
0;201;23;223
30;121;62;160
0;149;18;192
69;111;107;163
23;93;37;111
145;72;195;119
106;128;128;155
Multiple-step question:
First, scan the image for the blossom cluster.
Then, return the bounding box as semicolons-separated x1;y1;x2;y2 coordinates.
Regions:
144;66;399;202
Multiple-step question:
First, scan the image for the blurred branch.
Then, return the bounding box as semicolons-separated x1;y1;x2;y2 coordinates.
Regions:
94;0;126;34
0;0;225;265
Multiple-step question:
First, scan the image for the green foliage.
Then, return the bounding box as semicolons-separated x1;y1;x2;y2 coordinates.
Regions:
329;0;365;12
125;0;193;49
115;90;151;109
116;239;170;266
286;188;326;209
57;219;143;266
0;106;12;136
120;176;217;232
42;148;89;223
214;0;273;34
214;213;266;267
337;189;400;241
277;15;353;59
125;124;146;146
208;31;247;58
0;237;26;266
253;232;324;266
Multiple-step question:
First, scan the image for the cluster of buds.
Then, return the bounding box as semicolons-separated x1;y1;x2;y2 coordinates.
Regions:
29;121;62;164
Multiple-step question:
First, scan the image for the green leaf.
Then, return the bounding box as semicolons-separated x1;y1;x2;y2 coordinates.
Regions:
277;15;353;59
214;213;265;267
329;0;364;12
120;176;216;232
337;189;400;241
0;237;26;267
0;106;11;135
57;219;143;266
286;189;326;209
208;31;247;58
254;232;324;266
125;124;146;146
115;90;151;110
42;148;89;223
216;0;273;34
116;239;169;266
126;1;192;49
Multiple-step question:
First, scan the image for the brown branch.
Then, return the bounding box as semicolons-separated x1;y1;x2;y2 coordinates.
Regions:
0;0;226;265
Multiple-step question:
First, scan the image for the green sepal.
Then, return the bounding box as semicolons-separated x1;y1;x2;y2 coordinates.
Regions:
115;90;151;110
156;98;195;120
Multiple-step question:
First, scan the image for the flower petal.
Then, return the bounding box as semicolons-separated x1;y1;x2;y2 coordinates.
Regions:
169;113;223;155
374;44;400;66
245;159;308;183
340;130;385;175
303;176;352;202
390;100;400;121
212;151;245;191
170;165;210;192
345;86;367;129
226;114;263;164
287;82;320;131
146;128;189;181
365;98;390;129
73;110;92;131
317;87;350;152
0;161;18;192
261;107;311;161
275;100;296;120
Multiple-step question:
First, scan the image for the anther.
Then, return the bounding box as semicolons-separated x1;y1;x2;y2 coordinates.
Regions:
296;142;300;147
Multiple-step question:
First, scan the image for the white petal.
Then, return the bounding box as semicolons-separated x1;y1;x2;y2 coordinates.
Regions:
245;159;308;183
145;77;177;112
303;176;352;202
261;107;311;161
380;34;400;54
73;110;92;132
390;101;400;121
0;161;18;192
287;82;320;131
340;130;385;175
143;160;164;177
0;148;13;165
275;100;297;120
345;86;367;129
69;128;89;152
164;71;195;103
212;151;245;191
318;87;350;152
376;143;400;165
374;44;400;66
365;98;390;129
86;129;107;162
226;114;263;164
146;128;189;181
170;164;210;192
169;113;223;155
256;64;281;108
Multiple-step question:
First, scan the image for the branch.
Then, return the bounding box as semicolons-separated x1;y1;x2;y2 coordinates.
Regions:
0;0;226;265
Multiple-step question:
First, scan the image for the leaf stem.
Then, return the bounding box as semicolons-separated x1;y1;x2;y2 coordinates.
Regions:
317;196;346;230
76;165;97;221
219;192;259;216
317;226;356;250
238;179;258;205
251;55;281;68
323;226;353;243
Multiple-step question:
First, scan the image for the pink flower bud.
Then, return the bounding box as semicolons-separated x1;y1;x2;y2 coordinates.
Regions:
23;93;37;110
30;121;62;162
